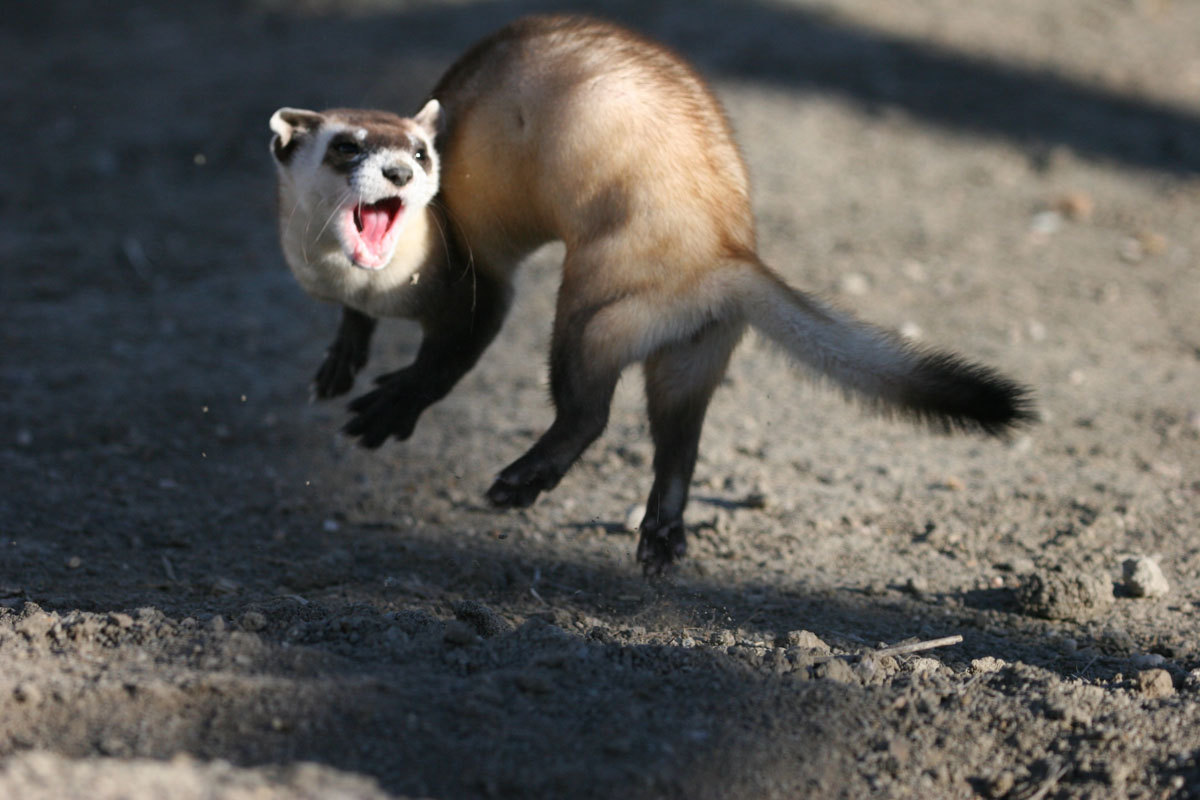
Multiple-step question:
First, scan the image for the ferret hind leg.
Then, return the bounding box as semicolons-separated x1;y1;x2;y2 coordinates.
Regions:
637;320;744;576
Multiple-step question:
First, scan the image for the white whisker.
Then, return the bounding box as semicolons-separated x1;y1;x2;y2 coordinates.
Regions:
315;188;354;242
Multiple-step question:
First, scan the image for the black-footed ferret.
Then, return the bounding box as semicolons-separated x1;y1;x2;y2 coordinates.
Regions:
269;14;1034;574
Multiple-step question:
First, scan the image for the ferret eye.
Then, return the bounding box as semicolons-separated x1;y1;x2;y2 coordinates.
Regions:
414;147;427;162
331;140;362;156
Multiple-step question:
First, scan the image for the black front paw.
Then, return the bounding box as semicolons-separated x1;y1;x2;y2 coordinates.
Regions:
343;381;423;448
486;454;561;509
636;518;687;577
313;339;371;399
313;350;358;399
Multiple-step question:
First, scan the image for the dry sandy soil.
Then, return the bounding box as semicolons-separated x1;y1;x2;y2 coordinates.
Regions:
3;1;1200;797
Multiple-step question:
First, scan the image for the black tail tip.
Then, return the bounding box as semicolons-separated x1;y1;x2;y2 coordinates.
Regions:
907;352;1037;437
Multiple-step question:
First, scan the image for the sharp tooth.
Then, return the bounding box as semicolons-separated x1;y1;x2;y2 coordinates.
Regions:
353;205;363;231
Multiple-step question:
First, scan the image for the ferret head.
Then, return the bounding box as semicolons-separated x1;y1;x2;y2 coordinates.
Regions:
269;100;442;271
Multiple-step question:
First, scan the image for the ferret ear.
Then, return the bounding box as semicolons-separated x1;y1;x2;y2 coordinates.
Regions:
413;99;443;139
269;108;324;163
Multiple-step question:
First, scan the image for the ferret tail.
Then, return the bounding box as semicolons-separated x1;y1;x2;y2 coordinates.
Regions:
732;260;1036;435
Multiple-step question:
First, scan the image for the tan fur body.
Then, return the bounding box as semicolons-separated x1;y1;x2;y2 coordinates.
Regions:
269;15;1032;574
433;18;756;374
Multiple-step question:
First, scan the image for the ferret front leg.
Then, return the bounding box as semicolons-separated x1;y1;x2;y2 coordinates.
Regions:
313;306;377;399
343;271;511;448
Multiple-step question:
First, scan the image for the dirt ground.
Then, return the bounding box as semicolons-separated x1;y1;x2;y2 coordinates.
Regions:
3;0;1200;797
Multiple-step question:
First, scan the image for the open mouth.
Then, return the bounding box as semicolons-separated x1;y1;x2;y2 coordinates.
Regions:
344;196;405;270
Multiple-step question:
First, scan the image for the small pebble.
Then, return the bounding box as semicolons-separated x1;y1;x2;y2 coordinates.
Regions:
1118;237;1144;263
711;630;736;648
970;656;1006;675
66;556;82;570
1054;191;1094;222
1030;210;1063;235
838;272;869;296
1123;556;1169;598
997;557;1036;574
240;611;268;632
909;657;942;675
108;612;134;629
988;770;1016;798
813;658;858;684
16;610;56;640
1136;668;1175;699
623;505;644;534
454;600;513;638
782;630;830;653
1136;230;1168;256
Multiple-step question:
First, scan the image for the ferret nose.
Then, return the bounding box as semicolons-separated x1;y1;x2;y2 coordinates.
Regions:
382;164;413;187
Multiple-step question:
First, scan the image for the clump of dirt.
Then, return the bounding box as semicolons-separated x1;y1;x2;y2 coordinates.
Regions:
1016;570;1114;620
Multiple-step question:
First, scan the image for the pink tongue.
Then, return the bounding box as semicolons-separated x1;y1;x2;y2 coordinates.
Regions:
359;204;393;251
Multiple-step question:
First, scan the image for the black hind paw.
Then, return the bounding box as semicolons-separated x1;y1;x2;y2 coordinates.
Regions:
636;518;687;577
